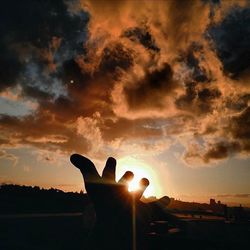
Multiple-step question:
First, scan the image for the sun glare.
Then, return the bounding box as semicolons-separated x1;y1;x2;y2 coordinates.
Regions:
116;156;161;198
128;178;140;192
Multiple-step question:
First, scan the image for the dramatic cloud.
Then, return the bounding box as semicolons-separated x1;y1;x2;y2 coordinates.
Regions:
0;150;17;166
123;63;178;110
1;0;250;167
209;6;250;77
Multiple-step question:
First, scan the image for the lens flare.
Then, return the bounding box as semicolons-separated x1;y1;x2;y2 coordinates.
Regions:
128;178;140;192
116;156;161;198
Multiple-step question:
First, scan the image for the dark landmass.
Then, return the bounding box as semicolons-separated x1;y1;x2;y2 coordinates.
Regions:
1;184;249;216
1;184;250;250
0;184;89;214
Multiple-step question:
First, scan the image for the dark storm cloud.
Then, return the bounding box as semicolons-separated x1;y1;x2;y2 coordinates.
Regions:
0;44;22;91
99;43;134;73
0;113;90;154
226;94;250;112
0;0;88;50
175;81;221;115
200;107;250;163
55;42;135;122
175;82;197;109
198;88;221;101
184;107;250;164
178;43;211;83
22;85;54;101
0;0;89;94
0;0;97;148
61;59;90;86
209;6;250;78
1;0;250;166
41;95;77;122
203;141;241;163
123;27;160;52
101;118;163;142
124;63;177;110
227;106;250;152
183;140;241;164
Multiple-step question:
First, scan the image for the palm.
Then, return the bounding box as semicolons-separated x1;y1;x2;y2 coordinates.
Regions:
70;154;170;250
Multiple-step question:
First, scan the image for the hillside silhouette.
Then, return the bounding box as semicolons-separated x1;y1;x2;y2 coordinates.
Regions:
0;184;89;214
1;184;249;220
1;183;250;250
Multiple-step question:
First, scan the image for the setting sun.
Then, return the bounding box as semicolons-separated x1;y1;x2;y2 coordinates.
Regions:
116;156;162;198
128;178;140;192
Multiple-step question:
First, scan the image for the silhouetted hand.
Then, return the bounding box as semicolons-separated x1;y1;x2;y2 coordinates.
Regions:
70;154;171;250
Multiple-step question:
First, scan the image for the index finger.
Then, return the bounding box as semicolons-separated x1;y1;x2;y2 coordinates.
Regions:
102;157;116;181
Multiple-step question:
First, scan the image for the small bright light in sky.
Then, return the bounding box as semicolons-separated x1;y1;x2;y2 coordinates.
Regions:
70;80;74;84
117;156;161;198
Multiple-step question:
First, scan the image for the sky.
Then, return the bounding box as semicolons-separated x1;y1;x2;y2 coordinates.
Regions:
0;0;250;206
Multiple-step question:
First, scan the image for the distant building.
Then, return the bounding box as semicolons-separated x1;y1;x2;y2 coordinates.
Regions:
209;199;227;217
210;199;216;206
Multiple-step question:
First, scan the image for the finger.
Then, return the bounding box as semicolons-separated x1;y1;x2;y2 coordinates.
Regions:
70;154;100;183
118;171;134;184
102;157;116;181
134;178;149;199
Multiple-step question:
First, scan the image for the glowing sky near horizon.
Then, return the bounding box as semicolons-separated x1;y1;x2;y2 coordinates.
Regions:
0;0;250;206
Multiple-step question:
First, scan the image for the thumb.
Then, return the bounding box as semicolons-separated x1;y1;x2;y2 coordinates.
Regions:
70;154;100;183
